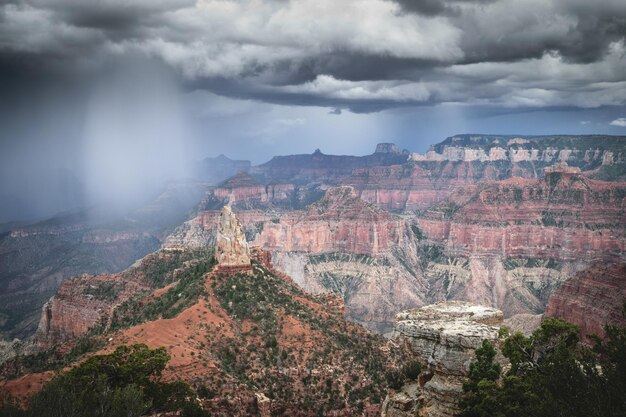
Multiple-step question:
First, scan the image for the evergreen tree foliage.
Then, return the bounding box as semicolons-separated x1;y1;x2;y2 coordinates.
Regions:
458;313;626;417
0;344;207;417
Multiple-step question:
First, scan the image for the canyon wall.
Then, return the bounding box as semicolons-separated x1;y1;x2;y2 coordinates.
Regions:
412;168;626;316
545;262;626;341
166;186;427;333
165;169;626;331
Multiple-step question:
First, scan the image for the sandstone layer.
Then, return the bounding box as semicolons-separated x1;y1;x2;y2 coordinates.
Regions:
411;134;625;169
412;168;626;317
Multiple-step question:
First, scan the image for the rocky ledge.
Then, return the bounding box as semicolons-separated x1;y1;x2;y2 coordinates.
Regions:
383;301;503;417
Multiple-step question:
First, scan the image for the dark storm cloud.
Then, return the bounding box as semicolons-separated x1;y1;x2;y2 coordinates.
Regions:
394;0;498;17
0;0;625;112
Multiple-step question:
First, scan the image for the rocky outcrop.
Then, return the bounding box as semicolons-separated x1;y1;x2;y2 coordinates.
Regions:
545;262;626;341
383;302;503;417
34;274;125;348
215;205;251;267
28;249;211;350
503;313;543;336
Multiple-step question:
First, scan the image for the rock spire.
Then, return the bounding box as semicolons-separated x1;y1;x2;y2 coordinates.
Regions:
216;204;251;267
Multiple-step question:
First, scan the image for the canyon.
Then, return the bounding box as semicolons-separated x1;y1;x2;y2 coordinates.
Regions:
165;160;626;332
0;134;625;416
1;208;410;416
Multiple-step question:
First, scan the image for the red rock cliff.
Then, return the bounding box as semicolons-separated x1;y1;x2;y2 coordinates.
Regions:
545;263;626;341
252;186;410;255
417;171;626;260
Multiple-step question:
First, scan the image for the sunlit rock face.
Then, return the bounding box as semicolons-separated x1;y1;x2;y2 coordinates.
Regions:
383;301;503;417
215;205;251;267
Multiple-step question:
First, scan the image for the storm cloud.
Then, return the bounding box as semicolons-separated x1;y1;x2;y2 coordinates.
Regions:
1;0;625;110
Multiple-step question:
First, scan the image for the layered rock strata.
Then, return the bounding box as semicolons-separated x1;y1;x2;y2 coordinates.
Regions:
545;262;626;341
382;302;503;417
414;168;626;317
410;134;625;168
417;169;626;260
34;274;146;349
166;187;426;333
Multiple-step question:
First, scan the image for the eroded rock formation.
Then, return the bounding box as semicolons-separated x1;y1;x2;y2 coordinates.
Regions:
167;187;425;333
382;302;504;417
414;169;626;317
215;205;251;267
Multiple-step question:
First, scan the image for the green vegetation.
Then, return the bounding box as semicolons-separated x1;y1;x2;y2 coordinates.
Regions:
83;282;122;300
593;162;626;181
319;272;363;301
441;202;462;219
0;344;207;417
137;249;209;288
385;360;422;390
110;252;215;330
417;244;447;269
207;262;410;414
307;251;388;266
458;313;626;417
503;257;561;271
546;172;562;188
540;210;564;227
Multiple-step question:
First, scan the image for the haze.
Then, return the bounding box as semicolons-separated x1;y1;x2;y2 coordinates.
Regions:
1;0;625;222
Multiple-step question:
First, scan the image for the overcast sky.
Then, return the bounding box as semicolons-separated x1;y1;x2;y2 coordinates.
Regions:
1;0;626;221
